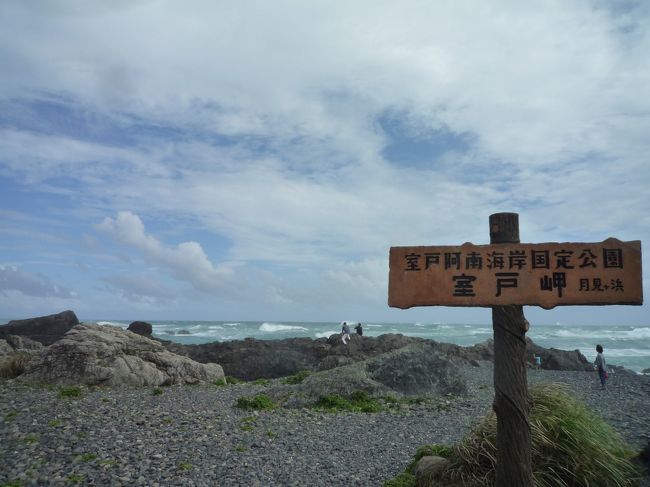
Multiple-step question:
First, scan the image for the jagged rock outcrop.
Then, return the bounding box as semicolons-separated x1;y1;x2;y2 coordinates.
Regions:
166;333;427;380
165;332;591;381
267;342;468;408
0;310;79;345
19;324;224;387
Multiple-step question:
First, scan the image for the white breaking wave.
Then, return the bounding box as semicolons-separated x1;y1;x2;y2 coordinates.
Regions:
223;323;240;327
594;348;650;357
259;323;308;332
549;328;650;340
630;327;650;339
96;321;126;327
315;330;339;338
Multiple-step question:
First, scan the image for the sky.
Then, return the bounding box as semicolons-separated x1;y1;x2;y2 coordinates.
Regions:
0;0;648;325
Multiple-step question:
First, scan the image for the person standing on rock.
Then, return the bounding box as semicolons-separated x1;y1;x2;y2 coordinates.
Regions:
354;323;363;336
341;322;351;344
594;344;608;390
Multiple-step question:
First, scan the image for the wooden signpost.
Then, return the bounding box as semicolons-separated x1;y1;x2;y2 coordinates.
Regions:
388;213;643;486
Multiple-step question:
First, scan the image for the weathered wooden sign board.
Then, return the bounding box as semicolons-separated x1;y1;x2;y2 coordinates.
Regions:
388;213;643;486
389;239;642;309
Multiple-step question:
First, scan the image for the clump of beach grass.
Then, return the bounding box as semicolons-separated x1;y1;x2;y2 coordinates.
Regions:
282;370;310;385
438;382;641;487
235;394;276;411
58;386;83;399
0;353;31;378
314;390;382;413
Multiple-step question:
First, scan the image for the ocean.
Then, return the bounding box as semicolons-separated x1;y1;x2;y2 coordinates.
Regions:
92;320;650;374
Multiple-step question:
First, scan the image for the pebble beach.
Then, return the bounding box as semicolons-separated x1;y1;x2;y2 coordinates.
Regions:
2;366;649;487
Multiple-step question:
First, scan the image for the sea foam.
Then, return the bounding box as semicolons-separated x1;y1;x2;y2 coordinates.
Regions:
259;323;308;332
96;321;126;327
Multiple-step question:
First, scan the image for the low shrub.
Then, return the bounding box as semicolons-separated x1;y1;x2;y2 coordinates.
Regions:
251;378;270;386
314;390;382;413
152;387;164;396
235;394;276;410
283;370;310;385
315;394;352;411
225;376;244;384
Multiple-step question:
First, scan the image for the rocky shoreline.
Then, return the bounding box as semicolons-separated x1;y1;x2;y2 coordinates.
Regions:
1;365;649;486
1;312;649;486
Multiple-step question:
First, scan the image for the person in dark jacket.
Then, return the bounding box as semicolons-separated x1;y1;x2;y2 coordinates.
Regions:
354;323;363;336
594;344;608;390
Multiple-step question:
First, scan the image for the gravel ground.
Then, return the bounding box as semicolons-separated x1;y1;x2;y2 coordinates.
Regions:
1;366;648;486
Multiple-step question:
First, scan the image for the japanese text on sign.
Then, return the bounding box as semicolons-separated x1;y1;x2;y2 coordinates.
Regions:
388;239;642;309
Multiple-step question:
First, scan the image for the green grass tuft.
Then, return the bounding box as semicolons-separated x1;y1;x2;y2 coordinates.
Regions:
282;370;311;384
383;472;417;487
152;387;164;396
314;390;382;413
4;410;18;421
58;386;82;399
442;382;641;487
239;416;257;431
225;376;244;384
78;453;97;462
66;474;84;484
235;394;277;410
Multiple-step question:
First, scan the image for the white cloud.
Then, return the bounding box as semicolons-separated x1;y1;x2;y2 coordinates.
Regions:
102;273;175;303
96;211;236;293
0;265;76;299
0;1;648;322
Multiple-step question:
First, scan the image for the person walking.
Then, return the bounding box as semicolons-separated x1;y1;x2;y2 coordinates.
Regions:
594;344;608;390
354;322;363;336
341;322;351;345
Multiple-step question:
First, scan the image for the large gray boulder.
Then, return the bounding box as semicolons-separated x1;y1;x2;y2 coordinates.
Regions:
0;310;79;345
526;338;592;371
19;324;224;387
127;321;153;337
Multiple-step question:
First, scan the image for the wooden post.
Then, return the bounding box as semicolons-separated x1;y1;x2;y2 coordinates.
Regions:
489;212;532;486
